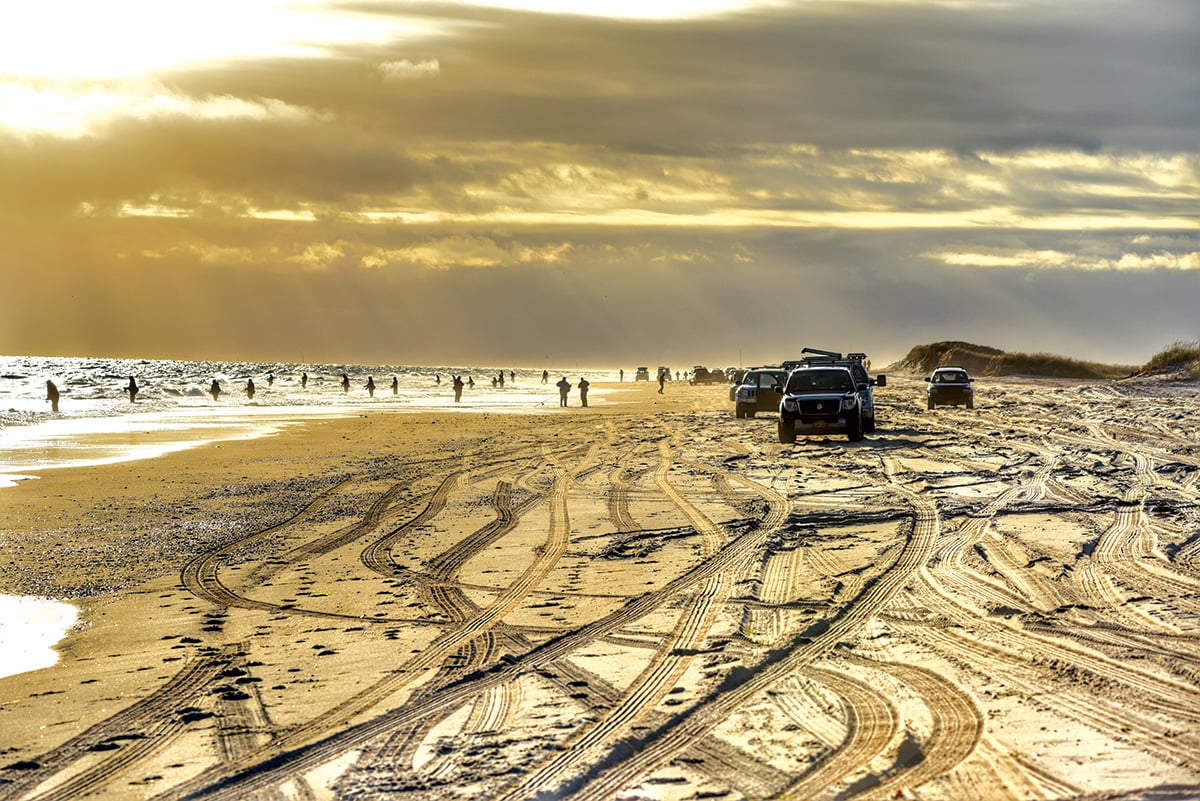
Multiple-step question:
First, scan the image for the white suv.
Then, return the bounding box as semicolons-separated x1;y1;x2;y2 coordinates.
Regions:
925;367;974;409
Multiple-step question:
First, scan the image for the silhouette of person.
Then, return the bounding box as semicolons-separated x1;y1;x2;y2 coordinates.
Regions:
492;375;498;387
453;375;464;403
46;380;60;413
542;370;549;384
267;373;274;386
657;370;665;394
467;376;475;388
126;376;138;403
578;377;590;407
498;371;505;388
620;368;624;382
509;370;515;383
391;376;398;395
342;373;350;393
435;374;441;385
556;376;571;407
246;378;255;399
209;380;221;401
301;372;308;389
366;376;376;397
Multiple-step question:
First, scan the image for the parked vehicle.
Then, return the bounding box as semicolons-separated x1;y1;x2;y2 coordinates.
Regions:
782;349;886;432
634;367;650;381
777;366;866;443
733;368;787;418
926;367;974;409
689;366;725;384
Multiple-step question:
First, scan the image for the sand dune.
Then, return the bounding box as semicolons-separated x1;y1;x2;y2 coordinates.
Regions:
1;376;1198;801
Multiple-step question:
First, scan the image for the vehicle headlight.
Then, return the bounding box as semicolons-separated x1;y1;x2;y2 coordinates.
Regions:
782;398;798;412
842;395;857;411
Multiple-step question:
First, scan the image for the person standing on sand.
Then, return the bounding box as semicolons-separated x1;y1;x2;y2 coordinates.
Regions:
391;376;398;395
556;376;571;407
542;370;549;384
246;378;255;399
468;376;475;388
498;371;505;388
301;372;308;389
267;373;274;386
342;373;350;393
46;380;60;413
453;375;464;403
209;380;221;401
578;377;590;407
657;370;665;394
126;376;138;403
620;368;624;382
366;376;376;397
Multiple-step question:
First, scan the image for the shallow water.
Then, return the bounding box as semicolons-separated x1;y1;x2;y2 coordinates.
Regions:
1;354;618;484
0;595;78;680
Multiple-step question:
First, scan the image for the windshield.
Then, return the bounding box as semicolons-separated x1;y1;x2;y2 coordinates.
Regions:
785;369;852;393
934;371;968;383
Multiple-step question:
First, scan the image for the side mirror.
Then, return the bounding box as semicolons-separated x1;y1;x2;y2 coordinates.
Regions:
858;382;869;392
772;384;783;393
923;377;930;383
875;375;887;387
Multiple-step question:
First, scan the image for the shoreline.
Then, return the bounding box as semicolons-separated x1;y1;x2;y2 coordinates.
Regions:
0;384;638;679
0;386;628;489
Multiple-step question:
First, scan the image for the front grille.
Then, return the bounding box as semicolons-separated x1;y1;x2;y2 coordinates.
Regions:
798;398;841;415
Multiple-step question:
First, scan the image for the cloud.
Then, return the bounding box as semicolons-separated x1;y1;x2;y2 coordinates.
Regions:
362;235;572;270
378;59;440;81
0;81;323;138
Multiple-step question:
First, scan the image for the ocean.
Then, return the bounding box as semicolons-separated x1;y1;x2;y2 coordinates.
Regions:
0;354;618;486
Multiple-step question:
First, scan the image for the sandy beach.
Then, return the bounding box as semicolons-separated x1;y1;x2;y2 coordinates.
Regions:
1;376;1198;801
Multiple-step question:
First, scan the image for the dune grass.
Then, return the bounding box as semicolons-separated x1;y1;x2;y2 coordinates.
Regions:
1142;340;1200;378
891;341;1132;379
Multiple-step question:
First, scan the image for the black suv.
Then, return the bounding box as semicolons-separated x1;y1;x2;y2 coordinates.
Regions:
925;367;974;409
782;349;886;432
777;366;866;443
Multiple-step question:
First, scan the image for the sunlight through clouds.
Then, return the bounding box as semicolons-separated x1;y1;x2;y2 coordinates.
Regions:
0;1;433;80
0;82;323;138
927;247;1200;271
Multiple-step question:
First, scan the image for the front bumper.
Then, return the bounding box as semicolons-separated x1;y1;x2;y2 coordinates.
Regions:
929;387;972;404
780;414;850;434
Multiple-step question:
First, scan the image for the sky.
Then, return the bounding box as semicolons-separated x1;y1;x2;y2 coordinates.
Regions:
1;0;1196;369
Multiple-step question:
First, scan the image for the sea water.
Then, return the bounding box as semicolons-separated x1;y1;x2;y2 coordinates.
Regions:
1;354;620;483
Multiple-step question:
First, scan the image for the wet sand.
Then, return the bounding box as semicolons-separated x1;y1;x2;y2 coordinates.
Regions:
1;377;1198;801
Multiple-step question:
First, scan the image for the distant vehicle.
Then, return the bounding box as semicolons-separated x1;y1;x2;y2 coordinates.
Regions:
733;368;787;418
782;348;885;432
777;366;866;443
689;366;725;384
635;367;650;381
925;367;974;409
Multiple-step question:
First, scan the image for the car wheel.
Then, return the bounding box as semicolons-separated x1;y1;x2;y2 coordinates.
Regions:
735;406;745;419
967;398;974;409
778;421;796;444
847;412;864;442
864;414;876;433
927;399;935;410
746;410;756;419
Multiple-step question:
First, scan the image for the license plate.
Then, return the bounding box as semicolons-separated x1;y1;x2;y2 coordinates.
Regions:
813;420;827;430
